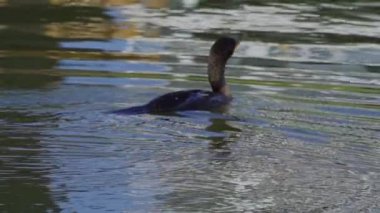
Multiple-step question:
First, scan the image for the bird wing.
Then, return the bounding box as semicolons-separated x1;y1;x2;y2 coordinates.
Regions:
146;90;210;112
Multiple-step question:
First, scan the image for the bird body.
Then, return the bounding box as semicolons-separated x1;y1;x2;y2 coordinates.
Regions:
113;90;232;114
113;37;238;115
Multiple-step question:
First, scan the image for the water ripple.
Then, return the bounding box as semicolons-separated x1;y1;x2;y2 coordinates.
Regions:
0;1;379;212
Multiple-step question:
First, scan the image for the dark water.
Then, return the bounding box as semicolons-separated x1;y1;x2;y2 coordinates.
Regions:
0;0;379;212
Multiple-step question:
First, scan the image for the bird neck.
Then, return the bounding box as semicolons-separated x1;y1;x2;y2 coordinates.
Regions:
207;54;231;97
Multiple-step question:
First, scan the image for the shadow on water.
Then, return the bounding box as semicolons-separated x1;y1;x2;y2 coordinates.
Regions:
206;118;241;148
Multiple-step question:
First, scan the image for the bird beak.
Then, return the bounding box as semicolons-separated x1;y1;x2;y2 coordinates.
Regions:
234;42;240;50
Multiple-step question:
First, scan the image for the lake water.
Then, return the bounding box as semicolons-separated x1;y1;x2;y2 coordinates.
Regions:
0;0;379;212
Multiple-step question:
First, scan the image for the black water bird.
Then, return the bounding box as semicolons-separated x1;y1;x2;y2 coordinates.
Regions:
113;37;239;115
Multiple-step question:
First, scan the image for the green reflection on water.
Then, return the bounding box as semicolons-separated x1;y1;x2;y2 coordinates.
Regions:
41;70;380;95
0;111;61;212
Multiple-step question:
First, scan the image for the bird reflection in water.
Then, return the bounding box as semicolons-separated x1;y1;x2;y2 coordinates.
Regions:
205;117;242;160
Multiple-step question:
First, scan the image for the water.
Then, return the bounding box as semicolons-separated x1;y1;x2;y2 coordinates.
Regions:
0;0;379;212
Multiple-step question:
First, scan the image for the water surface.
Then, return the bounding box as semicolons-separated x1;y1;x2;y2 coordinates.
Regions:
0;0;379;212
